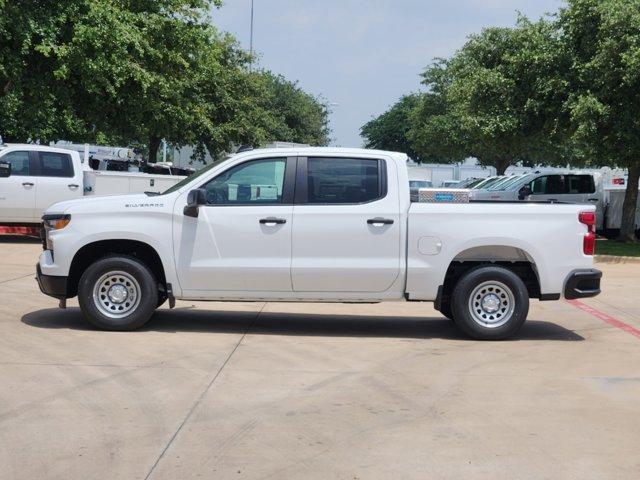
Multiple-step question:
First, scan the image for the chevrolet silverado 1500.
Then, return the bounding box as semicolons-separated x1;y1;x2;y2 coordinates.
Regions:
35;147;602;339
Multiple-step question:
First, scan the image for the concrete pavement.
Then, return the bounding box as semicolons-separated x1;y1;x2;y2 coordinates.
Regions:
0;239;639;479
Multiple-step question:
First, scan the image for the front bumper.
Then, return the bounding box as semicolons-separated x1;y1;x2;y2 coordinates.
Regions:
564;269;602;299
36;263;69;299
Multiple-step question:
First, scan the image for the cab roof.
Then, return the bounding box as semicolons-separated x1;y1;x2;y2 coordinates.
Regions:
236;146;409;162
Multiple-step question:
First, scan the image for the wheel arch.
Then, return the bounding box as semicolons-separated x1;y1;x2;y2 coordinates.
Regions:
67;239;167;298
436;245;542;311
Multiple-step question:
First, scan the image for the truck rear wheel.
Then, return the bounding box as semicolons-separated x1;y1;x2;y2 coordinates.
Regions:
78;256;158;331
451;266;529;340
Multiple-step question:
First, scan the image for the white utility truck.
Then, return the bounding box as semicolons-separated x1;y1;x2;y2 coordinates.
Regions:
0;144;185;225
35;147;601;340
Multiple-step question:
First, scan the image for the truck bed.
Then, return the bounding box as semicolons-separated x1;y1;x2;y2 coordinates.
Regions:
405;201;594;301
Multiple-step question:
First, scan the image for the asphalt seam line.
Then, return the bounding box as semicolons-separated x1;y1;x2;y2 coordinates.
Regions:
0;273;33;286
143;302;265;480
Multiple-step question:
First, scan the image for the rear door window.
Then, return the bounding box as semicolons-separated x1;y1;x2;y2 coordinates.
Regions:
305;157;385;204
568;174;595;194
0;151;31;176
37;152;74;177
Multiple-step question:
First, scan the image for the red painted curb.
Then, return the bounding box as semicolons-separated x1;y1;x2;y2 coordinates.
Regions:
0;226;40;236
567;299;640;341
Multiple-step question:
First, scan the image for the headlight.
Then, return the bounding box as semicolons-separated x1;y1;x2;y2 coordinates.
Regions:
42;214;71;231
42;214;71;251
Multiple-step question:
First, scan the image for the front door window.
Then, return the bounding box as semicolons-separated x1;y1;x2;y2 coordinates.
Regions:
202;158;286;205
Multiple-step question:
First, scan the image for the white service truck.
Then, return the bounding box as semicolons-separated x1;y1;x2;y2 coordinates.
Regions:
0;144;185;225
35;147;601;340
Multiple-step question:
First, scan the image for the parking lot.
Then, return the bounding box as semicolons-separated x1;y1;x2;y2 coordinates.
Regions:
0;238;639;480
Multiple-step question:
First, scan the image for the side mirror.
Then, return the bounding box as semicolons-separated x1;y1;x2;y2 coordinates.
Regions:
183;188;207;217
0;161;11;178
518;185;532;200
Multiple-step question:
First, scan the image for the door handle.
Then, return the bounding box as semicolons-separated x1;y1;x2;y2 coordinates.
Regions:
588;198;599;202
68;184;79;189
259;217;286;225
22;182;34;187
367;217;394;226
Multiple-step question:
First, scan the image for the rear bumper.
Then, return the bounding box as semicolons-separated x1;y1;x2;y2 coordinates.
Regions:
564;269;602;299
36;263;69;299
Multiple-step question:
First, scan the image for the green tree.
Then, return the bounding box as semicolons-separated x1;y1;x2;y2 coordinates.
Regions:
0;0;233;155
361;94;421;160
0;0;91;142
408;67;469;165
560;0;640;241
47;0;244;162
411;18;570;174
0;1;330;163
255;71;330;147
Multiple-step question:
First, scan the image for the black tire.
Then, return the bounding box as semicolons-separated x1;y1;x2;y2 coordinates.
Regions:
157;296;167;308
77;256;159;331
450;266;529;340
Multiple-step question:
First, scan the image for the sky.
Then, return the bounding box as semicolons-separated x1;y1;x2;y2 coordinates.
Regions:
211;0;563;148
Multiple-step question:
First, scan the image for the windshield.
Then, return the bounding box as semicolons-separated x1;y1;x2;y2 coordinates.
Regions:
470;178;490;189
472;177;501;189
466;178;485;188
484;177;510;190
487;176;520;190
409;180;433;189
503;174;534;190
493;174;530;191
159;161;218;195
457;178;480;188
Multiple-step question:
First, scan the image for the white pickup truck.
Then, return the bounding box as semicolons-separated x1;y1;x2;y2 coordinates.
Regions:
469;172;606;230
0;144;184;225
35;147;602;340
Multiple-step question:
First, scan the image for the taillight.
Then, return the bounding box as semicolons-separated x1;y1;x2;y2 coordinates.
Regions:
579;211;595;228
583;233;596;255
579;211;596;255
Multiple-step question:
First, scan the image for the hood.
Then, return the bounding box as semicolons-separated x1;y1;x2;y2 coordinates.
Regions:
45;193;167;215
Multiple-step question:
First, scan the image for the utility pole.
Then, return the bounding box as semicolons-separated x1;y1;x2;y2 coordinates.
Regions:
249;0;255;71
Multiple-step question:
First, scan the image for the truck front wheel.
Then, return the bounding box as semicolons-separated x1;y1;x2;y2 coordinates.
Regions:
451;266;529;340
78;256;159;331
